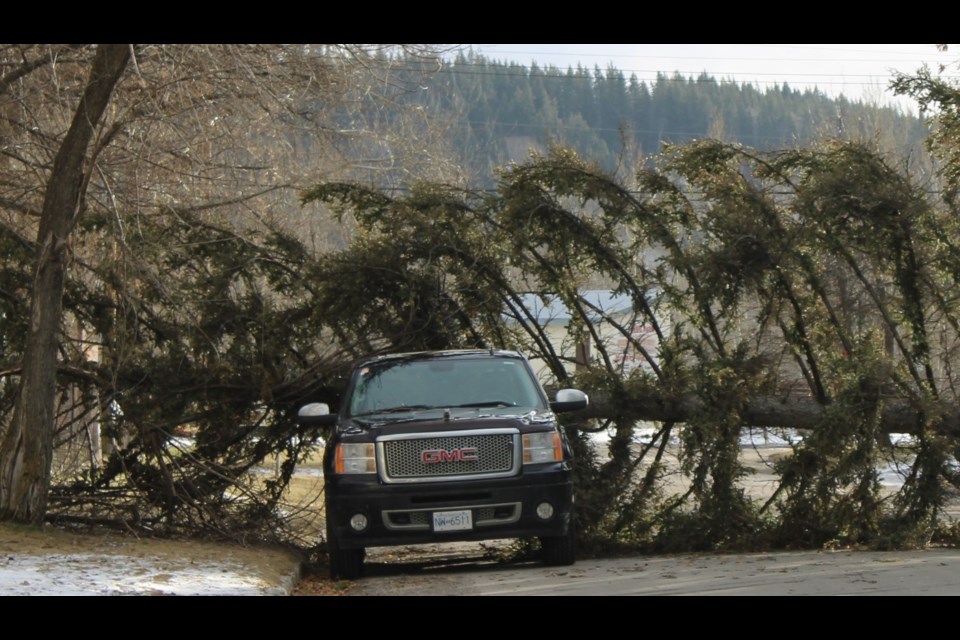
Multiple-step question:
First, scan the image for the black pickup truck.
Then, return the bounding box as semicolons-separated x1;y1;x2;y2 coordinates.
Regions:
297;349;588;579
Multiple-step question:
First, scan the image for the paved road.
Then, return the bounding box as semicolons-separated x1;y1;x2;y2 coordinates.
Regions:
347;546;960;596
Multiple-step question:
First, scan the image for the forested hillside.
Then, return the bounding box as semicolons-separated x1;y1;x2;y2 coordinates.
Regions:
384;51;933;182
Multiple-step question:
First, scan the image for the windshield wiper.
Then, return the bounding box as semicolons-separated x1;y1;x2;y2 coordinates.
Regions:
353;405;436;417
453;400;518;408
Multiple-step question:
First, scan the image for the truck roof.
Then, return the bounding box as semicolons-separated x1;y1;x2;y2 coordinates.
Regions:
357;349;525;368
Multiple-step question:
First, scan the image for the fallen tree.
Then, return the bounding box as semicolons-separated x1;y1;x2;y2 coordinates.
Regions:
580;391;960;437
303;138;960;552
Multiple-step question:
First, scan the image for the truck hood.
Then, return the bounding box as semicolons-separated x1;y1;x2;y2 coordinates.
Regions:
344;411;557;438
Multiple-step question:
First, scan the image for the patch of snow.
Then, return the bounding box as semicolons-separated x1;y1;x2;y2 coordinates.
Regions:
249;466;324;478
0;552;292;596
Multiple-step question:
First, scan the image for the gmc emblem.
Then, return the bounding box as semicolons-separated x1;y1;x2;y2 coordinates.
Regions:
421;447;479;464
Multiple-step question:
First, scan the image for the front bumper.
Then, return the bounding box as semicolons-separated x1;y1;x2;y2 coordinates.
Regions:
325;463;573;549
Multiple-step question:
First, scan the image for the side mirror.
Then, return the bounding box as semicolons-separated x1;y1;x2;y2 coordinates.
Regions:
550;388;589;413
296;402;338;427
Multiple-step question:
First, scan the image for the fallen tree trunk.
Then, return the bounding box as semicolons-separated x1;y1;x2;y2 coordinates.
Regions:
578;392;960;437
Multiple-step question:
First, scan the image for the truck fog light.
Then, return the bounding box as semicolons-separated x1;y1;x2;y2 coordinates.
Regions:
349;513;369;532
536;501;554;520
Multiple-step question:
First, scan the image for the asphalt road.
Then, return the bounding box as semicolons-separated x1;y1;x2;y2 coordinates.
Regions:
345;546;960;596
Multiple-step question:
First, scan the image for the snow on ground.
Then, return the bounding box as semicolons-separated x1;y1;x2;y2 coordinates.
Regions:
587;424;959;494
0;552;294;596
0;523;301;596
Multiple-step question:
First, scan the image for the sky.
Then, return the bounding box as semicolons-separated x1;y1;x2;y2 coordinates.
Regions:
472;44;959;113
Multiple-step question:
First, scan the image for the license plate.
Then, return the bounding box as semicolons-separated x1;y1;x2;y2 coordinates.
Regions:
432;509;473;532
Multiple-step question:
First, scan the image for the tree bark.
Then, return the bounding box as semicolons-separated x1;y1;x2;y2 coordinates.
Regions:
0;44;130;524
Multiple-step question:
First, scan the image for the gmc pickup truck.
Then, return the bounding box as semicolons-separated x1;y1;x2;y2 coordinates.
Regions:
297;349;588;579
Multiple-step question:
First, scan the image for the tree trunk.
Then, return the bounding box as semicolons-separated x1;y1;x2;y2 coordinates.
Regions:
0;45;130;524
581;391;960;437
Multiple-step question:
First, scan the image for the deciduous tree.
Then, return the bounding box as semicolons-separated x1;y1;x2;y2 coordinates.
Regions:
0;44;130;522
0;44;452;531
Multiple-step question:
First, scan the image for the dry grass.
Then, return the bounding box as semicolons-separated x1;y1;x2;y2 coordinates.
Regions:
257;446;328;542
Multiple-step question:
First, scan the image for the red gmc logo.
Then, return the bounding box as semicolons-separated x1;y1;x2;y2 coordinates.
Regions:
420;447;479;464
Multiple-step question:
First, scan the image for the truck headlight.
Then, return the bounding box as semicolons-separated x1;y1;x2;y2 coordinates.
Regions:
335;443;376;474
522;430;563;464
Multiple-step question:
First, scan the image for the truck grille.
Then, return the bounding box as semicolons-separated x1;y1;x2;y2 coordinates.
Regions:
378;429;519;483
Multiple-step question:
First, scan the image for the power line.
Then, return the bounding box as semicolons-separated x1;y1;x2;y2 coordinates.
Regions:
484;44;953;66
431;45;960;102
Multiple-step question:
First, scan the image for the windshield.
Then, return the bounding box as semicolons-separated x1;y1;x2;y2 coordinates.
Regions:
347;357;547;417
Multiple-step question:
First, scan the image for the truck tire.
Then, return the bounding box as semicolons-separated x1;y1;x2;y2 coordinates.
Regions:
327;533;365;579
541;520;577;566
